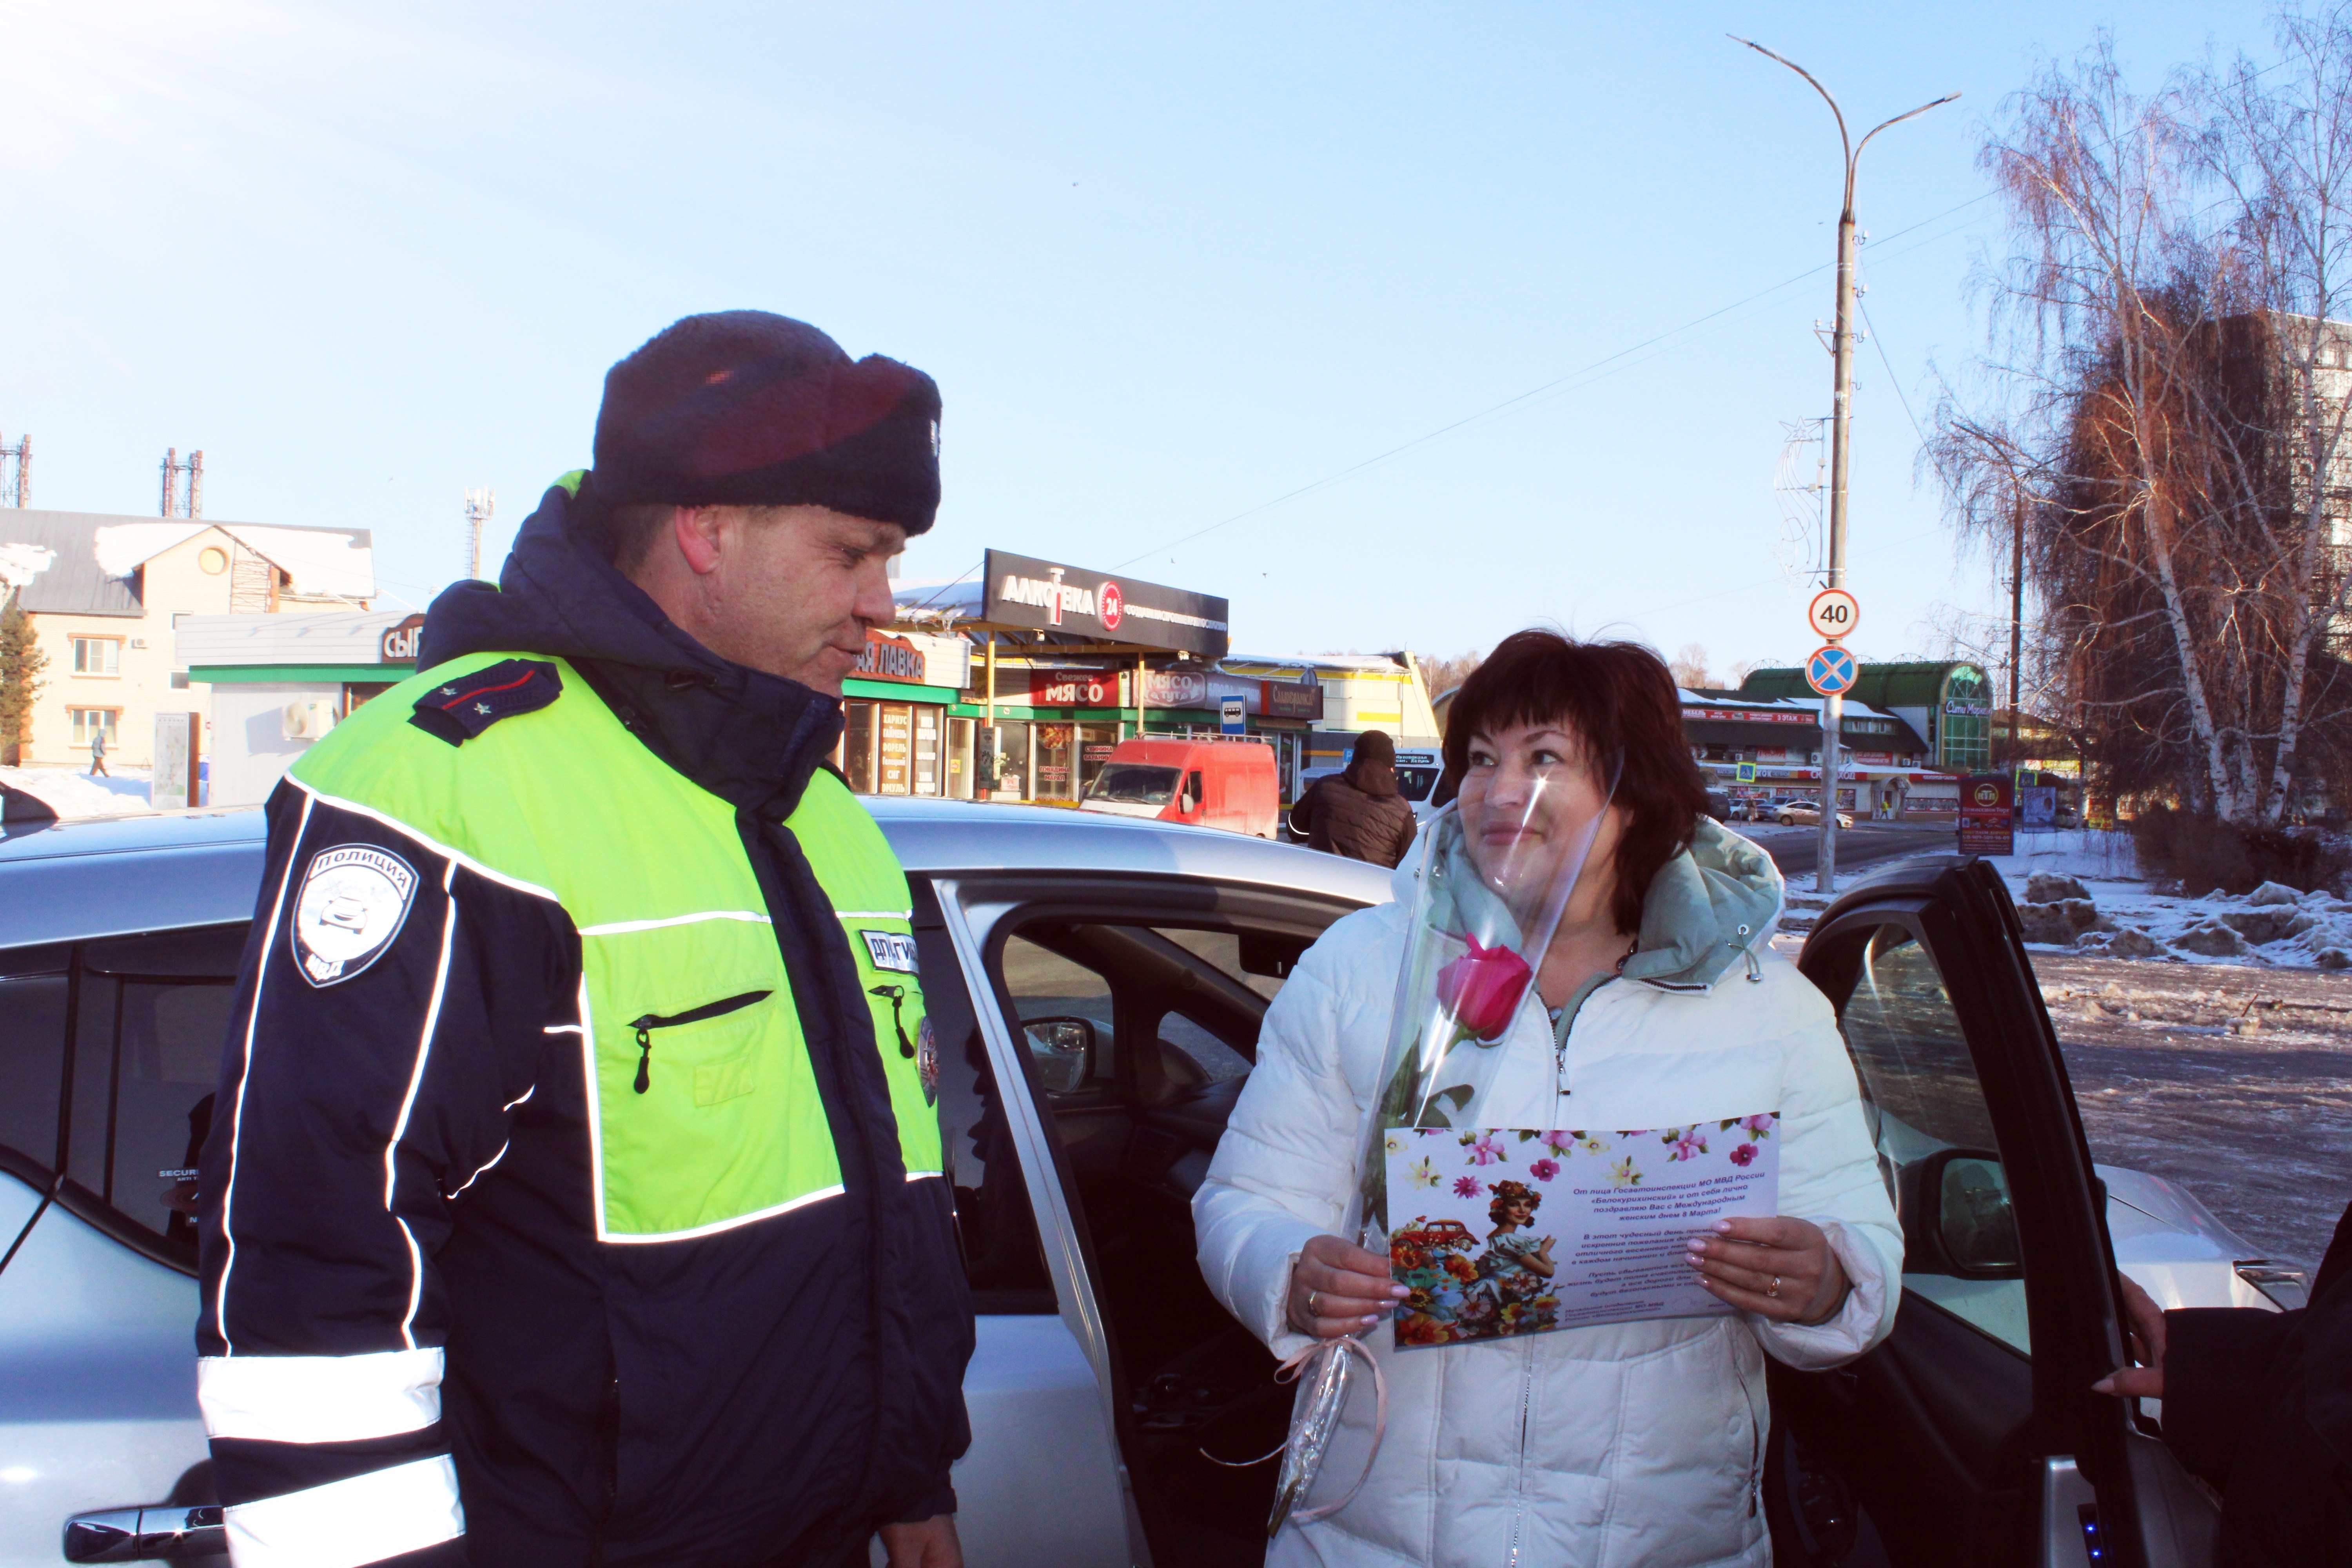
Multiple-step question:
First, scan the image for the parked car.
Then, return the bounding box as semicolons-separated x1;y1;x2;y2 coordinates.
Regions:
0;808;2291;1565
1777;799;1855;829
1077;735;1277;838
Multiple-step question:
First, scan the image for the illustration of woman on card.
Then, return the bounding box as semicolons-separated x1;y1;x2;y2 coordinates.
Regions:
1478;1180;1556;1298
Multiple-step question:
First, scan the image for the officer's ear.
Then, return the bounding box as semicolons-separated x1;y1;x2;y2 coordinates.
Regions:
673;506;727;576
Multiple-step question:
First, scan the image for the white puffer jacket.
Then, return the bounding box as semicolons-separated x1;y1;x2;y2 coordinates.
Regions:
1194;820;1902;1568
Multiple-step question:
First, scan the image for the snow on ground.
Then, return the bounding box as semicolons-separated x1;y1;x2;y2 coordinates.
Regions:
1989;828;2352;971
0;765;162;819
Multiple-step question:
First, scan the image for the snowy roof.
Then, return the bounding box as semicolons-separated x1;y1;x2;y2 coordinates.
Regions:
0;510;375;617
176;609;414;667
889;576;984;626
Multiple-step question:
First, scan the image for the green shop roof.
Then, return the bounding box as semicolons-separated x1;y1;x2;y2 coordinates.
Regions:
1738;660;1987;710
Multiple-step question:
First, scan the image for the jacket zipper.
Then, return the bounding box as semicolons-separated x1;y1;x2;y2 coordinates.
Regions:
866;984;916;1057
628;989;771;1093
1503;1339;1536;1568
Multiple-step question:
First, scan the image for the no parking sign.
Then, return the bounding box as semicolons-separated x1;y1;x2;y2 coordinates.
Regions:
1805;645;1857;697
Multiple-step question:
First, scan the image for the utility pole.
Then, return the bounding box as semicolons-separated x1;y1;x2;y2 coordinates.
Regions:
1734;38;1956;893
463;489;495;581
0;434;26;508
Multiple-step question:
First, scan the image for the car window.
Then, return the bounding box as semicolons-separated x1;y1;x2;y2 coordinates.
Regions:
1149;928;1283;1084
915;925;1054;1311
64;927;245;1247
1833;924;2029;1356
0;943;71;1171
1000;934;1119;1093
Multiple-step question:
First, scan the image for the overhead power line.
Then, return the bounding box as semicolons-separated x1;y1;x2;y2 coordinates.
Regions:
1111;189;2000;571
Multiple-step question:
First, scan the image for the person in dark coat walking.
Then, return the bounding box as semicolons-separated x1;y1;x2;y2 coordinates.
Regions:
2096;1198;2350;1563
1292;729;1420;868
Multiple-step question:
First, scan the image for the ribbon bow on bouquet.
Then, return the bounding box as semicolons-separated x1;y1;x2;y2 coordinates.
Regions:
1203;1334;1389;1538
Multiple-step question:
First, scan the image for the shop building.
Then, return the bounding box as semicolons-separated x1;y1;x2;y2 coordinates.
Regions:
1679;688;1940;818
0;509;373;768
884;548;1234;804
175;609;420;805
1734;661;1994;788
833;628;975;797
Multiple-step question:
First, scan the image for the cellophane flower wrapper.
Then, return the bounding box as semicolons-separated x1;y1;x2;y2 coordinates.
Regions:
1265;753;1621;1536
1347;753;1622;1247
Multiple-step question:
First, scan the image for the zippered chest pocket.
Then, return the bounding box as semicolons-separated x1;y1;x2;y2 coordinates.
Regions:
631;989;772;1102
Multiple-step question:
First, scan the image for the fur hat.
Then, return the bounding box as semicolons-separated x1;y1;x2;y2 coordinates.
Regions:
588;311;940;533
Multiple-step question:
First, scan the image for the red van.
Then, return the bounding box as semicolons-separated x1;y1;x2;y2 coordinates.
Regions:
1078;737;1279;838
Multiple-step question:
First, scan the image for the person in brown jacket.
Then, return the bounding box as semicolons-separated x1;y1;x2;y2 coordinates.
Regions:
1292;729;1421;867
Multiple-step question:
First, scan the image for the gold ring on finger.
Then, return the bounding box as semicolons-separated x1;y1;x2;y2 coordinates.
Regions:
1307;1289;1321;1316
1768;1276;1781;1299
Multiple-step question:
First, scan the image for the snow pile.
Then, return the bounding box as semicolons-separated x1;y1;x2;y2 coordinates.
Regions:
1998;828;2138;883
2012;862;2352;969
0;766;162;820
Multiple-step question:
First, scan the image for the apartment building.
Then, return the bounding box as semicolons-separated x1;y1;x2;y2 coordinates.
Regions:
0;510;374;768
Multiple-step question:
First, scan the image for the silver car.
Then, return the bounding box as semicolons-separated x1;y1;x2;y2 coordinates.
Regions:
0;805;2297;1565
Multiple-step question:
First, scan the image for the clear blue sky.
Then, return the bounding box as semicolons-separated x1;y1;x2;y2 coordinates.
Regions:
1;0;2283;676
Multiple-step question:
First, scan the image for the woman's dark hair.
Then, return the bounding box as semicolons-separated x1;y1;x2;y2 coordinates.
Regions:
1489;1179;1542;1227
1441;630;1709;936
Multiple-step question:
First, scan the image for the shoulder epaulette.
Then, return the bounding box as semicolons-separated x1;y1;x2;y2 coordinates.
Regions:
410;659;564;746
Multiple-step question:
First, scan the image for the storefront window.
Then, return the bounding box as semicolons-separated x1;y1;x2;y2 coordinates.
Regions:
912;707;942;797
843;701;876;793
948;718;976;800
1077;724;1119;797
879;704;913;795
982;721;1028;799
1035;724;1076;801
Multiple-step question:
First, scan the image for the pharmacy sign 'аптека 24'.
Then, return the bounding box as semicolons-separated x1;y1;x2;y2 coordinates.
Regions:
983;549;1230;659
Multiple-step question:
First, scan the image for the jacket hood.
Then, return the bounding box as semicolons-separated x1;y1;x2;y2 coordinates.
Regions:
416;483;845;816
1388;815;1782;993
1341;760;1401;799
1621;817;1784;990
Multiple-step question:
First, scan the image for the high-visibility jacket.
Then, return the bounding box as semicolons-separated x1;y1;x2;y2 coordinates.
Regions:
195;486;973;1568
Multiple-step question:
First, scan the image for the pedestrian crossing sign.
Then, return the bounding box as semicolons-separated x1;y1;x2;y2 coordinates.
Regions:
1734;762;1757;783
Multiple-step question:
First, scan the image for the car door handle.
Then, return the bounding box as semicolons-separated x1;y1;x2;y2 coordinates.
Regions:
62;1504;226;1562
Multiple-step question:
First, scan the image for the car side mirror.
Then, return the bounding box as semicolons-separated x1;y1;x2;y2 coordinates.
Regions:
1900;1147;2023;1278
1023;1015;1096;1094
1178;793;1196;814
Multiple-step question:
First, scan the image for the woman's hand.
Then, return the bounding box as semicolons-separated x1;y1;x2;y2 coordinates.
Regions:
1686;1217;1850;1325
1288;1234;1407;1338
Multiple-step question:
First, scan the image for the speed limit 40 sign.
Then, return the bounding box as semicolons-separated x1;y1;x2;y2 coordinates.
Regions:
1807;588;1860;641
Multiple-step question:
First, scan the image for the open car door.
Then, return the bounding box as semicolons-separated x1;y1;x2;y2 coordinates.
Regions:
1773;855;2218;1568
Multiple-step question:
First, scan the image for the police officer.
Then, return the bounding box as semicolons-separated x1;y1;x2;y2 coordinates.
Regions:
196;313;973;1568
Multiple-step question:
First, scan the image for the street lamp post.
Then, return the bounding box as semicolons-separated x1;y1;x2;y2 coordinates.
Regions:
1734;38;1955;893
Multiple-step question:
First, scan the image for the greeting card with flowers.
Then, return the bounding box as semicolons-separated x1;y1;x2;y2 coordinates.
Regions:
1381;1113;1780;1348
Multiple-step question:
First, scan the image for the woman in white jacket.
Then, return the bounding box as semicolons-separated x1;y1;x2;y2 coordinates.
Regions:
1194;632;1901;1568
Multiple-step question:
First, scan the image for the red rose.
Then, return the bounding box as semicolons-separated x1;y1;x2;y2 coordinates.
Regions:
1436;933;1533;1042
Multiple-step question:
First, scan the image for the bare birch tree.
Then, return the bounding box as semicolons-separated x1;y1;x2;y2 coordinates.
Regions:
1939;12;2352;824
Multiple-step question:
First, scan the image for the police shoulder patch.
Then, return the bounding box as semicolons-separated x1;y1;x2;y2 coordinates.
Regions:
292;843;419;986
409;659;563;746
